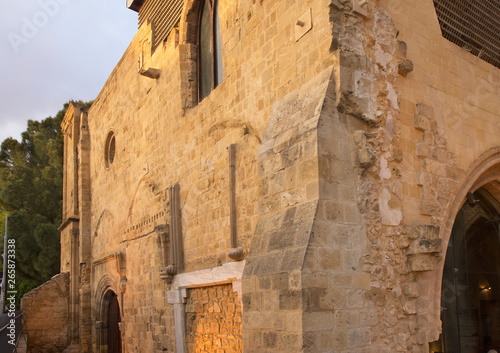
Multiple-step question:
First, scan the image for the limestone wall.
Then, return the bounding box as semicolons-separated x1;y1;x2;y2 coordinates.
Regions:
186;284;242;353
84;0;337;351
21;273;69;353
53;0;500;352
316;0;500;351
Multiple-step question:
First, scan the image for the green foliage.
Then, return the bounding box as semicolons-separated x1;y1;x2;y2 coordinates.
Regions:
0;101;92;292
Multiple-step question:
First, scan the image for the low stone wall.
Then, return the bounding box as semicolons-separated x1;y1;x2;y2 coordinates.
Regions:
21;272;70;353
185;284;243;353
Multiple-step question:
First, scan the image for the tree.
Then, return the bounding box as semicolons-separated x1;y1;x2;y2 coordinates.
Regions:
0;101;92;298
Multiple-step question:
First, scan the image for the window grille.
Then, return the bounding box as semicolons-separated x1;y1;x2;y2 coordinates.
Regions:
433;0;500;69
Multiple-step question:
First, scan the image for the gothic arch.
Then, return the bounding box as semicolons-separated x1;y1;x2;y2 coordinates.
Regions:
441;147;500;264
178;0;204;109
179;0;224;108
94;274;122;353
430;147;500;349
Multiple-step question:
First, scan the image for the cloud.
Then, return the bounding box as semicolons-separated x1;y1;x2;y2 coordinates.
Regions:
0;0;137;143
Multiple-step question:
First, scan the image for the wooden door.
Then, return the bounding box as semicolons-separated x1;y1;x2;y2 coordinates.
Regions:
107;293;122;353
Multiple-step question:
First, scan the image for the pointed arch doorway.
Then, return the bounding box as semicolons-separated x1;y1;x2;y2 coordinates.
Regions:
433;183;500;352
107;292;122;353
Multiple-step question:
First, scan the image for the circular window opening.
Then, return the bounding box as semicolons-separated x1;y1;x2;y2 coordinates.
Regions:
105;132;116;169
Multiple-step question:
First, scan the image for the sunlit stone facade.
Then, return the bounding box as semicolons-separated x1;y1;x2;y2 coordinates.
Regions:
21;0;500;352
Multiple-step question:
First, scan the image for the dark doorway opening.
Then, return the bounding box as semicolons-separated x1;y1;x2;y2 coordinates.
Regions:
107;292;122;353
431;187;500;353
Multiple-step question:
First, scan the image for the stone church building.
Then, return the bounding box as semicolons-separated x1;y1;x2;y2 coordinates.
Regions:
21;0;500;352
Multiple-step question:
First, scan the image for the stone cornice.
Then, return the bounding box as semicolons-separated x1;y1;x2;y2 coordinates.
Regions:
58;215;79;231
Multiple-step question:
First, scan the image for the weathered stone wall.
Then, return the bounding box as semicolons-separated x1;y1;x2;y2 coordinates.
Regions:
242;66;332;352
245;0;499;351
46;0;500;352
321;1;500;351
185;284;242;353
21;273;69;353
84;0;337;351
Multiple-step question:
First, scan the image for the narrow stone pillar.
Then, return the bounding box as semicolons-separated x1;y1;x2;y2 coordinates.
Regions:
70;227;80;342
168;184;183;276
95;321;106;353
78;108;92;352
167;288;188;353
227;144;243;261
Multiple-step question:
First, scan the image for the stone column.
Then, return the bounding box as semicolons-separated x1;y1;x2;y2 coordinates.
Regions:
78;108;92;352
167;288;188;353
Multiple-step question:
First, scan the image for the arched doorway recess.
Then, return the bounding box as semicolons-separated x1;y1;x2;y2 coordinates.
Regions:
107;291;122;353
432;179;500;352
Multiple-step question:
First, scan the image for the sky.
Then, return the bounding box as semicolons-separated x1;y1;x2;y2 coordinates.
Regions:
0;0;138;143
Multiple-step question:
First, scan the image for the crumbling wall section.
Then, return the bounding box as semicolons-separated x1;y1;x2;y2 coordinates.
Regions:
321;3;449;351
329;1;480;350
21;272;70;353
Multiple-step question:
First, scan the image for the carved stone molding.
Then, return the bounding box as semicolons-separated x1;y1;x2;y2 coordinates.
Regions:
155;184;184;284
115;252;127;293
227;144;244;261
170;183;183;275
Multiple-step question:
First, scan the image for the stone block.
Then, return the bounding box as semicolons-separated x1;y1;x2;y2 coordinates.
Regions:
318;247;342;270
407;254;438;272
407;238;441;255
268;230;295;250
346;289;365;309
263;332;277;348
353;273;371;289
415;102;434;119
281;248;306;271
303;312;335;331
419;199;442;216
279;290;303;310
403;282;419;298
413;114;430;131
348;327;371;347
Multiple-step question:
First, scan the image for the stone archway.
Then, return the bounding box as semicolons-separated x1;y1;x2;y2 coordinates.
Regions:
95;275;122;353
432;186;500;352
430;148;500;352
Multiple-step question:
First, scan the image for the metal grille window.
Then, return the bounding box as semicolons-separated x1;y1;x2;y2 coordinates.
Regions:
138;0;184;52
433;0;500;69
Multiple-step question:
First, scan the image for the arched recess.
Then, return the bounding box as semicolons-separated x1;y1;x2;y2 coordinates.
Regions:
178;0;223;109
430;147;500;352
94;275;122;353
178;0;204;109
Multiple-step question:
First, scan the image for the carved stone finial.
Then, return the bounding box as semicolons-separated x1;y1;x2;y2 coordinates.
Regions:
398;59;414;76
160;264;177;284
228;247;244;261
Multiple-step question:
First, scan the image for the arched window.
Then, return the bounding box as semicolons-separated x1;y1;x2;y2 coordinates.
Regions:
431;187;500;353
199;0;222;101
104;131;116;169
